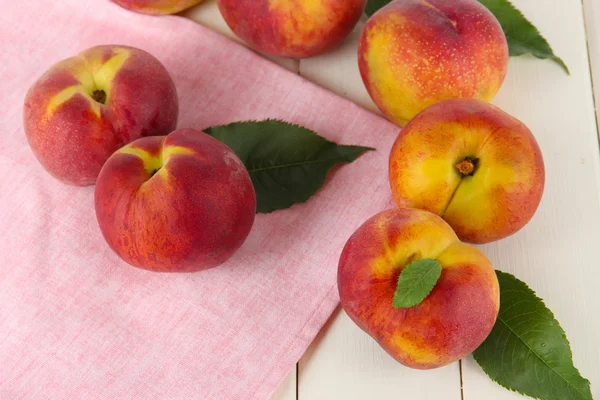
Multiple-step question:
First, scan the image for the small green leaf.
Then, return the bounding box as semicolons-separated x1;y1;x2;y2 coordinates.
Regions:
364;0;569;73
205;120;374;213
473;271;592;400
477;0;569;74
392;258;442;308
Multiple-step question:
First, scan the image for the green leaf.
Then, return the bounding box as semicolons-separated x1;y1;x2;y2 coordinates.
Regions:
392;258;442;308
473;271;592;400
364;0;569;74
477;0;569;74
364;0;389;17
204;120;374;213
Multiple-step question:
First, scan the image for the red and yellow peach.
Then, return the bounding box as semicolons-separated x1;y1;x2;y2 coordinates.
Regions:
217;0;367;58
112;0;203;15
338;208;500;369
358;0;509;126
24;45;178;185
94;128;256;272
389;99;545;244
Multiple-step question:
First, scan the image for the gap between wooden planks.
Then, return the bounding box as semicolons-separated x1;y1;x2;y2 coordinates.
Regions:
583;0;600;137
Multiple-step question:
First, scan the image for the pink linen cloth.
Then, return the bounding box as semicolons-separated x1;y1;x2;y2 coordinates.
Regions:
0;1;398;399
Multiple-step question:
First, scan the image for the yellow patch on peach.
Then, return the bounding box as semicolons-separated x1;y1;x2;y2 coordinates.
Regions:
84;48;130;101
118;146;164;175
369;210;456;278
45;48;131;118
390;334;441;366
46;86;102;118
268;0;328;49
118;142;194;180
391;120;483;215
362;14;419;126
443;161;518;234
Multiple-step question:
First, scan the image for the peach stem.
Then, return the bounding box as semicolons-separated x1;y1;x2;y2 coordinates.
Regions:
455;157;478;176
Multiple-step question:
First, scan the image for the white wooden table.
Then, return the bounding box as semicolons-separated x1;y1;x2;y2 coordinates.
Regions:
184;1;600;398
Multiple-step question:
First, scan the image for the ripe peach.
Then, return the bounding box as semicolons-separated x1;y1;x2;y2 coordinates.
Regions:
24;45;178;186
216;0;367;59
358;0;509;126
389;99;545;244
94;128;256;272
112;0;203;14
338;208;500;369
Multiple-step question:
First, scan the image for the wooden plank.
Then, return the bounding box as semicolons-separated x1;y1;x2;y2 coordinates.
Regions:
182;0;299;73
298;308;462;400
271;368;297;400
584;0;600;129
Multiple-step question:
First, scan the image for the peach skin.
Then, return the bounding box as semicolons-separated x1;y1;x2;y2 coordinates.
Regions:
216;0;367;59
112;0;204;15
94;128;256;272
24;45;178;185
389;99;545;244
338;208;500;369
358;0;509;126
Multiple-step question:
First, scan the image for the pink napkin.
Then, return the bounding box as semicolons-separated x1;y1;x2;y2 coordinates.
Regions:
0;1;398;398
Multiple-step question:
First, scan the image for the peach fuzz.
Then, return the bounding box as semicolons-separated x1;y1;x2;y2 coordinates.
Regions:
389;99;545;244
216;0;367;59
358;0;508;126
94;129;256;272
338;208;500;369
24;45;178;186
112;0;203;14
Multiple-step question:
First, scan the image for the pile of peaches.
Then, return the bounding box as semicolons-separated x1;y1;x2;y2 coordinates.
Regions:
197;0;540;370
24;45;256;272
25;0;546;371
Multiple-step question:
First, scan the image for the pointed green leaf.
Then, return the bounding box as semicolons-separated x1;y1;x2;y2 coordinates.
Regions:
205;120;374;213
364;0;568;73
392;258;442;308
473;271;592;400
477;0;569;74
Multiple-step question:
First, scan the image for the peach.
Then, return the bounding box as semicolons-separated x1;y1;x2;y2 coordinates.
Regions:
24;45;178;186
338;208;500;369
389;99;545;244
358;0;509;126
216;0;367;59
112;0;203;14
94;128;256;272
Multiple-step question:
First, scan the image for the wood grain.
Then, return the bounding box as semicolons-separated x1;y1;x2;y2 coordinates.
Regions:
298;308;462;400
584;0;600;131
